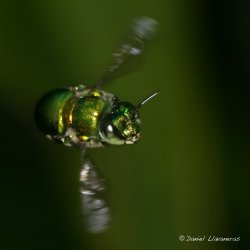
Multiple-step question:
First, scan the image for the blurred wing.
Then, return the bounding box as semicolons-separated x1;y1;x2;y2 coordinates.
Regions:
79;148;110;233
96;17;158;87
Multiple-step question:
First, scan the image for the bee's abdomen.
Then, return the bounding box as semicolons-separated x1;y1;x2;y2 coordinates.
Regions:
35;88;74;136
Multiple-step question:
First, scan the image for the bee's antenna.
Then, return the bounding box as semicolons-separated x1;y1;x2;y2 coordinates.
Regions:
137;91;160;109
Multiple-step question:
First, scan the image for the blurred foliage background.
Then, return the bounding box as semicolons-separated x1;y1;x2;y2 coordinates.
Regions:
0;0;249;250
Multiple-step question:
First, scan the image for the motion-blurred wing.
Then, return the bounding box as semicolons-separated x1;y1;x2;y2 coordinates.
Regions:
97;17;158;87
79;150;110;233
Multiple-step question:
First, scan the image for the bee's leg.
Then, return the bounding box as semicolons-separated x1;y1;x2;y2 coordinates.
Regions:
47;127;82;147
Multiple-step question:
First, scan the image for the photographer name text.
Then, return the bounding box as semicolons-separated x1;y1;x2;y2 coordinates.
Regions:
179;235;240;242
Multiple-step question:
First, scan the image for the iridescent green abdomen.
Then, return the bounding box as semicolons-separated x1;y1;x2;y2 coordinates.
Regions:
35;87;114;146
35;85;142;147
35;88;74;135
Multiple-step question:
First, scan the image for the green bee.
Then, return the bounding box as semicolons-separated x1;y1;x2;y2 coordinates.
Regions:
35;17;158;233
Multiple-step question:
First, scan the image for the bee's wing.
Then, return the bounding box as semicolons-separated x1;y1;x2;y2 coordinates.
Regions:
79;147;110;233
96;17;158;88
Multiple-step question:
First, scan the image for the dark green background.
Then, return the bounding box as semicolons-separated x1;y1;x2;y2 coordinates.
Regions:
0;0;249;249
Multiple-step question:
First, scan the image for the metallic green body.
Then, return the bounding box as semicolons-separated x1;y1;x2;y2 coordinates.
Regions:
35;85;141;147
35;88;74;135
99;102;140;145
35;87;113;146
71;95;110;141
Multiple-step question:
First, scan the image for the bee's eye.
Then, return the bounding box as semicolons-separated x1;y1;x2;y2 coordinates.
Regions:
99;117;125;145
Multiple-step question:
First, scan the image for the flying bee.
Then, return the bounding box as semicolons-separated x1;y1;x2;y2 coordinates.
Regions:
35;17;159;233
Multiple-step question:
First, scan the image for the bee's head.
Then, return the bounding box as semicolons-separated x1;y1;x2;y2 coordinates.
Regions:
100;102;141;145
